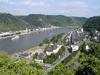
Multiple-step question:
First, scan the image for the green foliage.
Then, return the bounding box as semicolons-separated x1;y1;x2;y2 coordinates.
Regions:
0;13;32;32
75;66;96;75
19;14;87;27
51;36;58;43
76;43;100;75
0;13;87;31
43;38;50;44
79;42;87;53
50;42;100;75
77;53;100;75
0;52;47;75
62;51;78;65
57;46;65;55
89;43;100;59
51;34;63;44
83;16;100;31
43;54;58;64
51;63;75;75
38;43;43;46
43;46;65;64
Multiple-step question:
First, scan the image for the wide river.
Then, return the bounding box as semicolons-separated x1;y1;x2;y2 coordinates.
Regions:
0;27;74;54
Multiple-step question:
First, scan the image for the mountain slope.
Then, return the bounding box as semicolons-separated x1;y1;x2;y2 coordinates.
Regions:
0;13;32;32
0;13;87;32
18;14;87;28
83;16;100;31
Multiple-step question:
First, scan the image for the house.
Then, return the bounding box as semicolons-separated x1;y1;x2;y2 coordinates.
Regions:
46;45;57;56
93;36;98;40
14;51;33;60
85;45;95;54
71;45;79;52
34;53;45;63
85;45;90;51
67;46;72;53
53;45;62;53
64;32;73;43
68;44;79;52
46;45;62;56
65;29;87;43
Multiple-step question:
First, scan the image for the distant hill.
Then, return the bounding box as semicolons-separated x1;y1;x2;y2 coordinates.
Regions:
0;13;32;32
18;14;87;28
83;16;100;31
0;13;87;32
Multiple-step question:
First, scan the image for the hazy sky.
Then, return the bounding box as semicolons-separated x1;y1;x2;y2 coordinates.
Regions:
0;0;100;17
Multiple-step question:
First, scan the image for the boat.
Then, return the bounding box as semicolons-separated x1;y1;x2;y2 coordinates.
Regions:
11;35;19;40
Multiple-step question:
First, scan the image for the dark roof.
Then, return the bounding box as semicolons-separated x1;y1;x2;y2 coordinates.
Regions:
46;45;57;52
35;53;45;60
67;46;72;53
19;52;31;57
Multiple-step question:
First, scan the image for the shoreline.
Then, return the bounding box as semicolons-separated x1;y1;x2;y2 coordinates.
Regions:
12;27;78;60
0;26;78;56
0;26;61;40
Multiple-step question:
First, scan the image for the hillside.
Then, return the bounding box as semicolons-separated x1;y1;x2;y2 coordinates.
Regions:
83;16;100;31
18;14;87;28
0;13;87;32
0;13;32;32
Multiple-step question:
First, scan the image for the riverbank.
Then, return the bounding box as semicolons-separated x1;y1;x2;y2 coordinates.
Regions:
0;26;61;40
0;27;75;53
12;44;47;60
11;26;83;62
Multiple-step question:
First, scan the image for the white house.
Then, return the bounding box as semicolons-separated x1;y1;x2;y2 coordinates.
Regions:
46;51;53;56
85;45;90;51
93;36;98;40
36;29;39;31
95;30;98;34
71;45;79;52
53;45;62;54
35;59;43;64
46;45;62;56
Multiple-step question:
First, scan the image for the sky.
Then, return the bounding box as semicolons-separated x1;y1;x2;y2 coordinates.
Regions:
0;0;100;17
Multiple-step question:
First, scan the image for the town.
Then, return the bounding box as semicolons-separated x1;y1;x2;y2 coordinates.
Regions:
13;27;100;73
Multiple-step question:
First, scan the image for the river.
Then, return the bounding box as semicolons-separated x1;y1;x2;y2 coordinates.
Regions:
0;27;74;53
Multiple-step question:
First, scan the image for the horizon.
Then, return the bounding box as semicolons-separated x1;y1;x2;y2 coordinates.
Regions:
0;12;90;18
0;0;100;17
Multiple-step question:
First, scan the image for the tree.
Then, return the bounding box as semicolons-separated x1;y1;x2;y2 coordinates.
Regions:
76;66;95;75
43;38;50;45
78;53;100;75
51;63;75;75
0;52;47;75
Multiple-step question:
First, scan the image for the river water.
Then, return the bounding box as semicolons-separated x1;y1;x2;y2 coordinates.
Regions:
0;27;74;53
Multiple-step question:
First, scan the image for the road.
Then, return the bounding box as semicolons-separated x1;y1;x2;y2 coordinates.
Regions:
44;32;84;73
45;47;71;73
66;51;80;67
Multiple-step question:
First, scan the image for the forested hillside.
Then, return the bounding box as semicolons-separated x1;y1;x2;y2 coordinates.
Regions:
18;14;87;28
0;13;32;32
83;16;100;31
0;13;87;32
